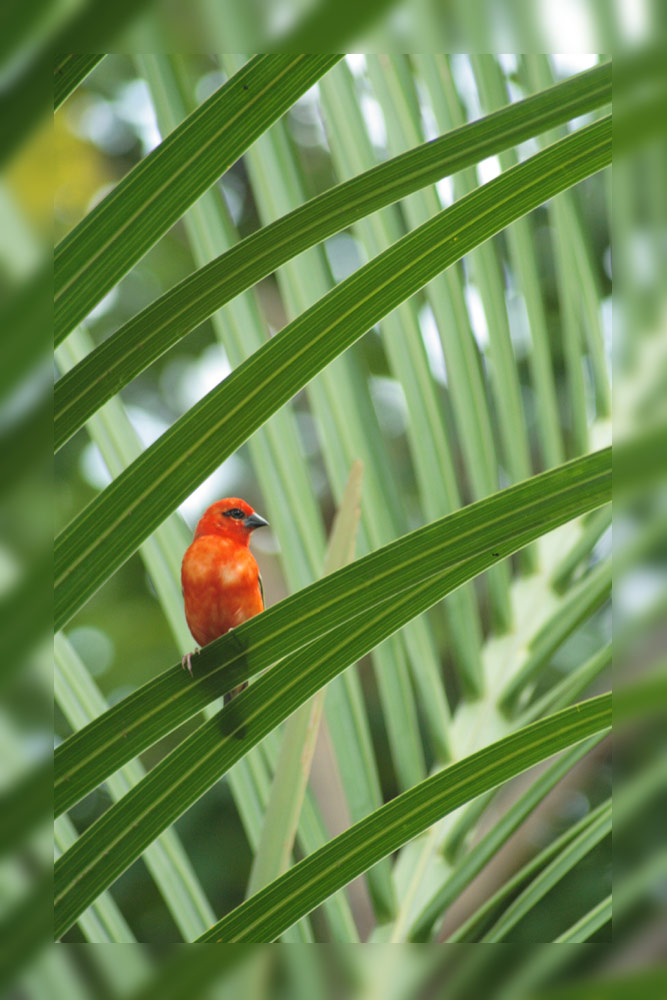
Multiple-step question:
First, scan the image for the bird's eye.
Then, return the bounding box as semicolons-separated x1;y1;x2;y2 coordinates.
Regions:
223;508;246;519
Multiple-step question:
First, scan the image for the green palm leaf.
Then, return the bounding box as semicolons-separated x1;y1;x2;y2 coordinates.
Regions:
55;115;611;631
55;446;610;817
196;695;611;942
54;55;342;343
53;61;610;450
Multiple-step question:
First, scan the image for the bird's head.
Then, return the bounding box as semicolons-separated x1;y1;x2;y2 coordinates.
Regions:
194;498;269;545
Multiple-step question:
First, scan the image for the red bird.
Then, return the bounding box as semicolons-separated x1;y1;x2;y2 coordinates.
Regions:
181;498;268;702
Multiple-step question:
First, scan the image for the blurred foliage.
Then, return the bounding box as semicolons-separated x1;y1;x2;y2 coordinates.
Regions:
0;0;664;994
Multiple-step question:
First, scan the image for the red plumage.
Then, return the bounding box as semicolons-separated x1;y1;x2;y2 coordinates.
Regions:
181;497;268;700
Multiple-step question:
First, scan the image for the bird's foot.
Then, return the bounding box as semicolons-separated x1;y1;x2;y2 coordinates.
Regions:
181;648;199;676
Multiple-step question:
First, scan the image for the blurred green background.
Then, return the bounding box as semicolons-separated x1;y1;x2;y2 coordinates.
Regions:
0;0;665;995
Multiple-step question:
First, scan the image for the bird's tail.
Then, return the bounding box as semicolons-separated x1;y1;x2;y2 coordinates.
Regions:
223;680;248;706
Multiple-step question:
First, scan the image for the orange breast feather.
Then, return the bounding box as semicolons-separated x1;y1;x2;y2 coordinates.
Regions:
181;535;264;647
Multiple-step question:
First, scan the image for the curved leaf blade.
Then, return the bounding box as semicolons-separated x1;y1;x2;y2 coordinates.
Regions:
406;735;607;942
54;54;342;343
54;562;610;939
54;55;104;110
53;61;612;449
54;455;611;935
55;447;611;818
54;116;612;631
195;695;611;942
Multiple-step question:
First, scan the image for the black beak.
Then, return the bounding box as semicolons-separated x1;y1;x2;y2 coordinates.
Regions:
244;512;269;531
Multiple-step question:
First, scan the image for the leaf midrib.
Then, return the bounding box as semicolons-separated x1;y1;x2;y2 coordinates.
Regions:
206;697;612;941
54;56;301;301
55;453;609;792
55;119;610;593
56;69;611;399
55;61;611;439
55;691;610;916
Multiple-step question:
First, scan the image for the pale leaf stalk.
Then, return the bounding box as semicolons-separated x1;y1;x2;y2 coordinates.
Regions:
247;461;363;896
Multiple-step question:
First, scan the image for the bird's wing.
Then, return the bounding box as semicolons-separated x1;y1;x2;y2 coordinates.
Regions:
258;571;264;608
